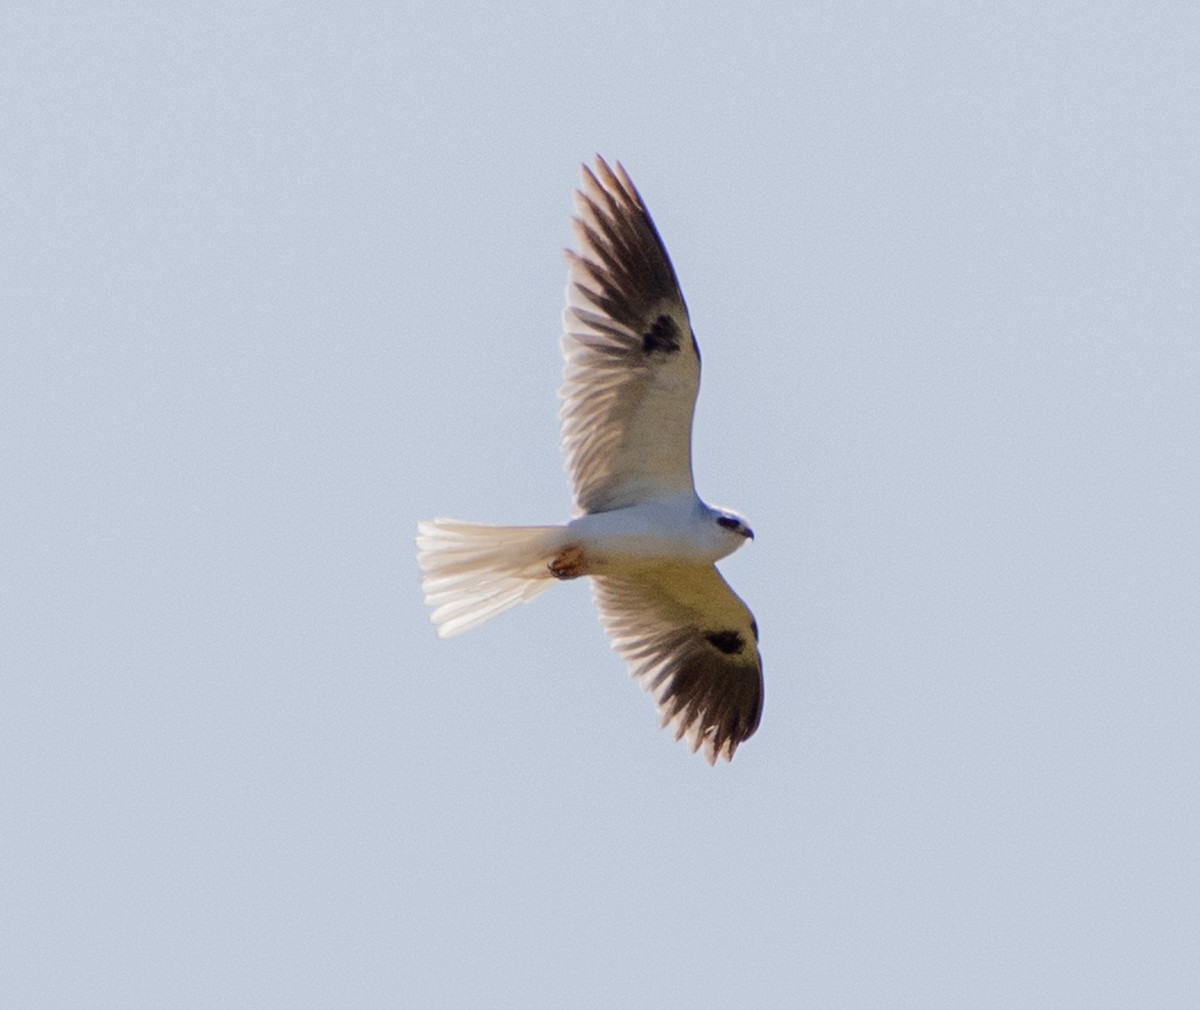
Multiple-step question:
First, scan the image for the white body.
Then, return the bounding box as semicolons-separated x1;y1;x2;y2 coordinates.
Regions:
566;493;748;573
416;493;750;639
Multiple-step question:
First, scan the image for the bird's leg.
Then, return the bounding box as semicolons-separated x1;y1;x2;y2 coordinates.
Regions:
548;545;588;580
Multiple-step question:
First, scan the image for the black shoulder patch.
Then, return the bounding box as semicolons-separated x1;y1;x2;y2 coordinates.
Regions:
704;630;745;655
642;314;681;354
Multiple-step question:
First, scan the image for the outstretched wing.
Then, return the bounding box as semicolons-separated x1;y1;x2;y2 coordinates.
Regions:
559;157;701;515
592;564;763;764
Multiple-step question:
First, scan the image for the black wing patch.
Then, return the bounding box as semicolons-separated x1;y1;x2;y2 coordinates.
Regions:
704;630;745;655
642;314;682;355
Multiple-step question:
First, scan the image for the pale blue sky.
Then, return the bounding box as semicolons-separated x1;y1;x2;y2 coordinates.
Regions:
4;2;1199;1006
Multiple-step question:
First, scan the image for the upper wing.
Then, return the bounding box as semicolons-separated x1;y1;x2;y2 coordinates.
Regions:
592;564;763;764
559;157;701;515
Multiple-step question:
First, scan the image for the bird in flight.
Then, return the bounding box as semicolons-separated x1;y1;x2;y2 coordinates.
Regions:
417;157;762;763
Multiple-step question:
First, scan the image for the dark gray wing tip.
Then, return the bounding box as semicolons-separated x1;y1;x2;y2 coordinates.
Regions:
661;635;764;764
569;156;688;333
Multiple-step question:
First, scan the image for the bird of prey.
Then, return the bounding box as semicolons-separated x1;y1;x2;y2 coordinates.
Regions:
417;157;762;763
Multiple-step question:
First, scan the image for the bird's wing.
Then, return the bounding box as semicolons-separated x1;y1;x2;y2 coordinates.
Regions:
592;564;763;764
559;157;700;515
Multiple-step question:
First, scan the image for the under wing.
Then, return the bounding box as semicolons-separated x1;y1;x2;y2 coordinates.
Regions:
559;157;701;514
592;563;763;763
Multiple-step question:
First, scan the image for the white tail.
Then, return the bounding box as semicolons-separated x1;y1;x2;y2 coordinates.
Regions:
416;519;567;638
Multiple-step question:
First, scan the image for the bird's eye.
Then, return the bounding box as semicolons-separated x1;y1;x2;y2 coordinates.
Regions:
718;515;753;539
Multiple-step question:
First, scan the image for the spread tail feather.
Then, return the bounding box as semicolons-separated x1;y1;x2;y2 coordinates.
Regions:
416;519;566;638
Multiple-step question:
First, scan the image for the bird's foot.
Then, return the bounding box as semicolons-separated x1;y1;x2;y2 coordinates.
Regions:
548;545;587;580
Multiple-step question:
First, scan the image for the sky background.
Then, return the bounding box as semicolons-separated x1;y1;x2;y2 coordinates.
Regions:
4;2;1199;1006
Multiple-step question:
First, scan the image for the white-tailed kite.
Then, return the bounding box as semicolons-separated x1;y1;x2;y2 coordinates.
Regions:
417;157;762;763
